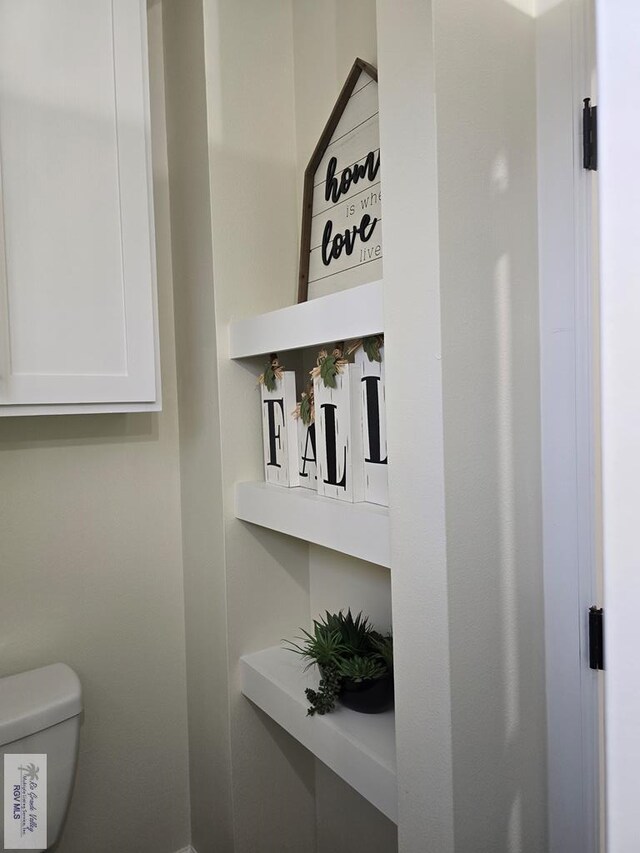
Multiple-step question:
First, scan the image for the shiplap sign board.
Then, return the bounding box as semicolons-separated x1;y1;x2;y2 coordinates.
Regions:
299;59;382;302
261;373;299;487
314;365;365;503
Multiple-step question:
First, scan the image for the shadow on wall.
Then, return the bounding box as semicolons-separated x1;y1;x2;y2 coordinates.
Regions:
0;413;157;451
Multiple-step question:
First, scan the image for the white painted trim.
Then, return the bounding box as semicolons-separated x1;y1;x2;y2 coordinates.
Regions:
376;2;455;850
537;1;599;851
235;481;390;567
596;3;640;851
229;280;383;359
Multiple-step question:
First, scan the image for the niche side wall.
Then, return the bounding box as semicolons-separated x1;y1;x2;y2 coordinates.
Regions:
201;2;317;852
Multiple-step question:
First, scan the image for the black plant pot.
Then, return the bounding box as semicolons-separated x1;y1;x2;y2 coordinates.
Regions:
339;674;394;714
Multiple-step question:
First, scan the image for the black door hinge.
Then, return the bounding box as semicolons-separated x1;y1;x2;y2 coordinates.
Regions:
589;606;604;670
583;98;598;171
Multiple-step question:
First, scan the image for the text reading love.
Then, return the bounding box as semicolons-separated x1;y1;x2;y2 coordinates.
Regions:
321;151;380;268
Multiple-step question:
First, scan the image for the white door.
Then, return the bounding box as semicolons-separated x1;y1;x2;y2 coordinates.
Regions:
596;2;640;850
0;0;157;406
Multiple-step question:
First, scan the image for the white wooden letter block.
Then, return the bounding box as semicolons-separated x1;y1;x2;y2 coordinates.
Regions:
261;372;299;488
356;347;389;506
297;420;318;490
314;365;365;502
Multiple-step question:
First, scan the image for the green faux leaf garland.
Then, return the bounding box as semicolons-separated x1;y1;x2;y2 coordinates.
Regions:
363;335;383;363
293;387;315;426
310;348;348;389
258;354;284;392
347;335;384;363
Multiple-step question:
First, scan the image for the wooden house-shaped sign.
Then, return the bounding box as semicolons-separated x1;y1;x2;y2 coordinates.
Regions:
298;58;382;302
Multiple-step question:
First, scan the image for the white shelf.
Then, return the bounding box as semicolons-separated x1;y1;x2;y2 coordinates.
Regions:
235;481;391;567
229;280;384;358
240;646;397;823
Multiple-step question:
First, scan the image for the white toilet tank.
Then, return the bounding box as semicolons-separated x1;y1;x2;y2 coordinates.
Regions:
0;664;82;853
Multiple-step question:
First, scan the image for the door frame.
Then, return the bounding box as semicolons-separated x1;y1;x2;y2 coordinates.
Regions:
538;1;600;851
596;2;640;850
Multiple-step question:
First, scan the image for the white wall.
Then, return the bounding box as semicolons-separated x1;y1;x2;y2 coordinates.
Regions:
433;2;547;851
0;4;191;852
378;1;546;851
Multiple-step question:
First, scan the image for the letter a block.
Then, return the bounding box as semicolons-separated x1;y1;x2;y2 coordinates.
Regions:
261;372;299;487
314;365;365;502
355;347;389;506
297;421;318;490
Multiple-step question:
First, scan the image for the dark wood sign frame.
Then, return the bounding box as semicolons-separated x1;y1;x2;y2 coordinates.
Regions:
297;57;379;303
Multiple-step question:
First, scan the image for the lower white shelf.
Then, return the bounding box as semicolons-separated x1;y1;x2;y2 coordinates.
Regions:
235;481;391;567
240;646;397;823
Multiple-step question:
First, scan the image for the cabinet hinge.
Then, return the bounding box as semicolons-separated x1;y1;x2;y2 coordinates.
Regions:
588;606;604;670
583;98;598;171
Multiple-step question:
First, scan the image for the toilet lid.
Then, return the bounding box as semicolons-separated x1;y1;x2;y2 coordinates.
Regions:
0;663;82;746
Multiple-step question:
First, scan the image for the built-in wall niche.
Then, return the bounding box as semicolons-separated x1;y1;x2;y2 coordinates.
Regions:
231;279;395;823
186;0;573;844
218;0;400;840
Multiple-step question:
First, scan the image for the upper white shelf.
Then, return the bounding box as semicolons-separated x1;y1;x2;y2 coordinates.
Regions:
229;280;384;358
236;481;391;567
240;646;397;823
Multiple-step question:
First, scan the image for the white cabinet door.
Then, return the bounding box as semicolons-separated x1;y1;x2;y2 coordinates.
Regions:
0;0;157;408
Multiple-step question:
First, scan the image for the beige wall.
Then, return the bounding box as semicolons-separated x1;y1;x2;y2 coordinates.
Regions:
0;4;191;853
